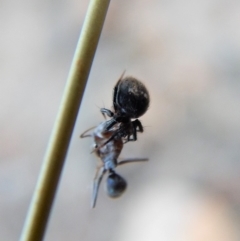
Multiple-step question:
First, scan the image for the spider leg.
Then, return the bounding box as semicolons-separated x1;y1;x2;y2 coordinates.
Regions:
92;166;107;208
126;119;144;142
113;71;126;109
127;130;137;142
125;124;137;142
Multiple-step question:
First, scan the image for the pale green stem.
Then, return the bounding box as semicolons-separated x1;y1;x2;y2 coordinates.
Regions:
20;0;111;240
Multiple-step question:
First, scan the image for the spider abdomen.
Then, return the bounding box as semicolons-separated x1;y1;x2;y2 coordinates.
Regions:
114;77;150;118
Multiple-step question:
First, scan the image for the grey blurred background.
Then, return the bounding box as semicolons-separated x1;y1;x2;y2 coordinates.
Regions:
1;0;240;240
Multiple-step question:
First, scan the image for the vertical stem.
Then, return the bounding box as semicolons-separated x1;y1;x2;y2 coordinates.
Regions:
20;0;111;240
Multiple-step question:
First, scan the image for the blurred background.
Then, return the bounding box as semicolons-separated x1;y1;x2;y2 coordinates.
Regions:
1;0;240;240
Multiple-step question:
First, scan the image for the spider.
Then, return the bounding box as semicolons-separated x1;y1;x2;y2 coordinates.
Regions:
100;73;150;146
80;121;148;208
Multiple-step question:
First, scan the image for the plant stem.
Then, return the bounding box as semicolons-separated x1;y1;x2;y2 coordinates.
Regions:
20;0;111;240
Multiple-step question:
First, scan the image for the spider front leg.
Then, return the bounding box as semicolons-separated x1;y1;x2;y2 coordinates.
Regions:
133;119;144;132
126;119;144;142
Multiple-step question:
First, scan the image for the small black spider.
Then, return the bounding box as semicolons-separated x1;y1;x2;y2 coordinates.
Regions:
101;73;150;145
